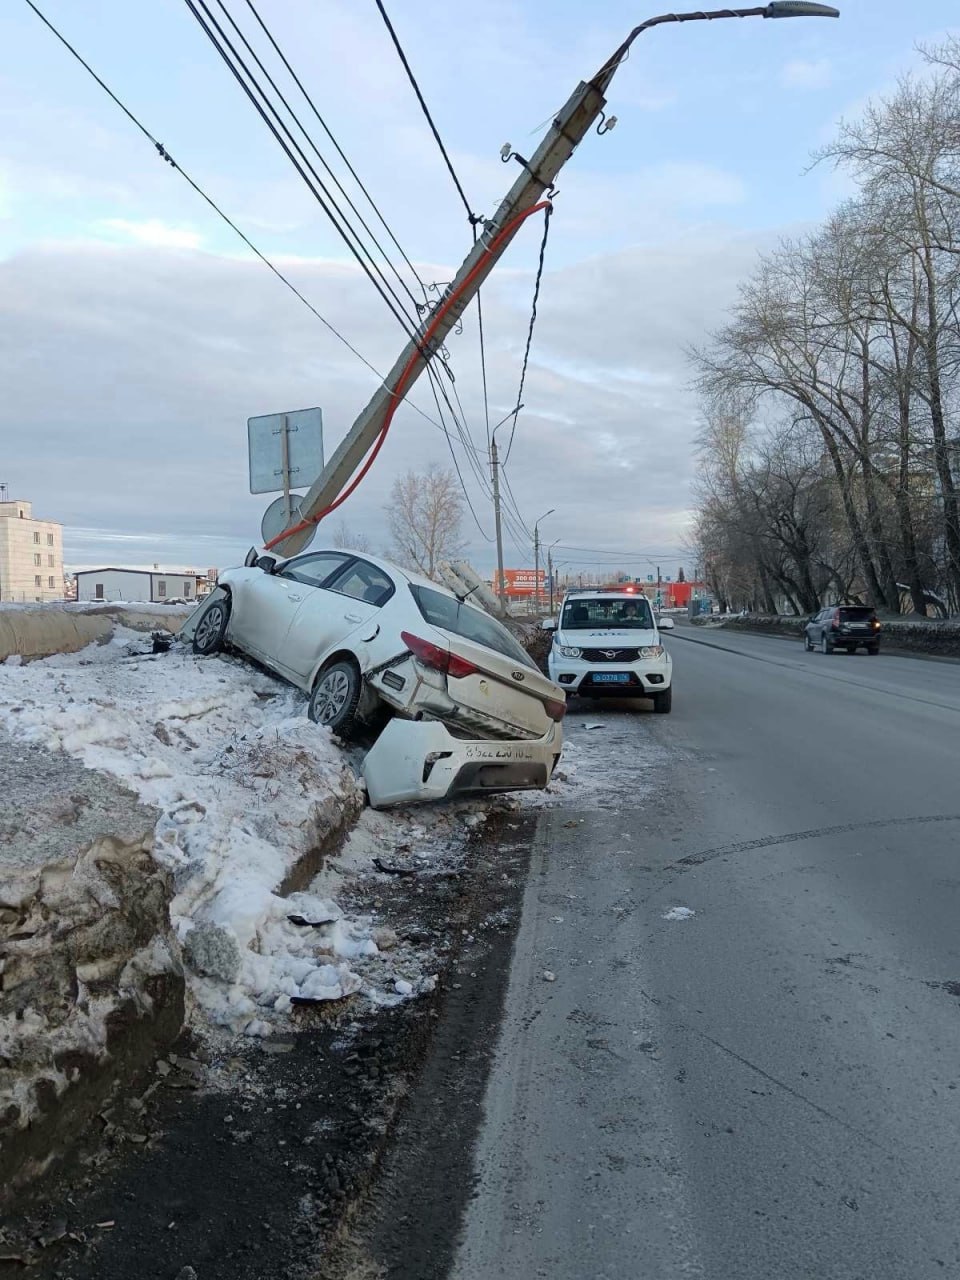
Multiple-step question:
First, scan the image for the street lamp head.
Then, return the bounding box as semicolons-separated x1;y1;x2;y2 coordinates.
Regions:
764;1;839;17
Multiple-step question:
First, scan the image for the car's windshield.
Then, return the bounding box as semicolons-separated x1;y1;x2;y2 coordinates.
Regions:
410;585;534;667
561;596;654;630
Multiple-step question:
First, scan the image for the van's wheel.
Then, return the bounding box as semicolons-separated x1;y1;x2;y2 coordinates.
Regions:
309;660;363;739
653;687;673;714
192;596;230;655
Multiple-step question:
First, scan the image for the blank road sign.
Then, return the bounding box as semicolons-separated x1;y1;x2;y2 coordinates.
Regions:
248;407;324;495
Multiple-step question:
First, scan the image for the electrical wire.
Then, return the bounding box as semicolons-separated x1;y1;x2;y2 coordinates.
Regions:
210;0;425;315
243;0;429;302
19;0;469;450
424;365;493;541
504;202;553;463
265;199;553;549
185;0;423;339
189;0;500;536
373;0;476;225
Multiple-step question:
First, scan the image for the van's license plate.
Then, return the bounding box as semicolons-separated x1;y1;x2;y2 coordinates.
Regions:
593;673;630;683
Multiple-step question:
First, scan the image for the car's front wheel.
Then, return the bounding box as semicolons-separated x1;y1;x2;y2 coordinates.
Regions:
192;595;230;656
653;687;673;714
309;660;363;739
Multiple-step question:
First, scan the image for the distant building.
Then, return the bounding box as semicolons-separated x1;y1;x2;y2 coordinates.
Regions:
74;564;215;604
0;498;65;603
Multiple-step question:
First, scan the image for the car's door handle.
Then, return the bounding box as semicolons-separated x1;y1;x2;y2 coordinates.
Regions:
287;593;302;602
344;612;363;623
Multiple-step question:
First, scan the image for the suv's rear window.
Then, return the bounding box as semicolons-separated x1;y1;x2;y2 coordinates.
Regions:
410;585;534;667
838;606;876;621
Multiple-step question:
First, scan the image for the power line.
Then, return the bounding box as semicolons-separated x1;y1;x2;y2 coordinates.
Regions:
19;0;462;448
504;202;553;462
210;0;425;316
185;0;423;339
424;365;492;541
373;0;477;226
243;0;429;302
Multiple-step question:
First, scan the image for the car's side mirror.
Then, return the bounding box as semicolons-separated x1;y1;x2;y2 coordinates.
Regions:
244;547;260;568
541;618;557;632
258;555;278;574
658;616;675;630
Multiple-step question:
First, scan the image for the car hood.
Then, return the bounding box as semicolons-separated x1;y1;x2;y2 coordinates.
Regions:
557;628;660;647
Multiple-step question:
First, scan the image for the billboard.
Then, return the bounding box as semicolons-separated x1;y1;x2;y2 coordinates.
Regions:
492;569;546;598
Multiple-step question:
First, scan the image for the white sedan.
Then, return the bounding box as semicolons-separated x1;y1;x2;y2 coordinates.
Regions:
185;547;565;806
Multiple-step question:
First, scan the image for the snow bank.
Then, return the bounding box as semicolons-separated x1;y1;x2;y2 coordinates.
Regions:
0;630;365;1033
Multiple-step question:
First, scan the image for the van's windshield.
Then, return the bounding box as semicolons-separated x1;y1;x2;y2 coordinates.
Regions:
561;596;654;630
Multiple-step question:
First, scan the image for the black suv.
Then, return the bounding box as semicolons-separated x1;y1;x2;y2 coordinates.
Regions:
803;605;881;655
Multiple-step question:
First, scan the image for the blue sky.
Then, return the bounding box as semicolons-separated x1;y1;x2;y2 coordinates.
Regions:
1;0;956;575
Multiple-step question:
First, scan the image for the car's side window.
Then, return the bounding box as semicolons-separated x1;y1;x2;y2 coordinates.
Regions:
279;552;350;588
326;559;395;607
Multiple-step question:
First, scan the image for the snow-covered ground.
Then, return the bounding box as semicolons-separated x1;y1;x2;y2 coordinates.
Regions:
1;627;658;1042
0;631;467;1037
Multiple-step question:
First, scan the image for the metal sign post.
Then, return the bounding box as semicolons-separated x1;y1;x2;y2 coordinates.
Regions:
248;407;324;558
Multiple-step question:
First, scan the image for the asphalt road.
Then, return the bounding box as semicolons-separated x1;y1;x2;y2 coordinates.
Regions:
450;626;960;1280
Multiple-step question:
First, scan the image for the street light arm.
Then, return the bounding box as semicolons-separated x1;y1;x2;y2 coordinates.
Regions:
594;3;838;89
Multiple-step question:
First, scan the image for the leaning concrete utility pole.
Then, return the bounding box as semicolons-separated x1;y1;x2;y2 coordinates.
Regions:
263;2;840;556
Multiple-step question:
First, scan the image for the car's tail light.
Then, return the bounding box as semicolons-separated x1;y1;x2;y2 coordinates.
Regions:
545;697;567;722
401;631;478;679
832;612;840;628
447;652;479;679
871;619;880;630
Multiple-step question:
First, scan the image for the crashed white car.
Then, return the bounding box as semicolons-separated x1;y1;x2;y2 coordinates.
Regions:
184;547;565;806
546;587;673;713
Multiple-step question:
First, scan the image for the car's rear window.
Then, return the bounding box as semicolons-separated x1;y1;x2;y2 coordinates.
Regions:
409;585;534;667
838;606;876;621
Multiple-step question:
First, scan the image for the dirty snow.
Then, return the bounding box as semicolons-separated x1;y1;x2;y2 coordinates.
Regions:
662;906;696;921
0;628;439;1034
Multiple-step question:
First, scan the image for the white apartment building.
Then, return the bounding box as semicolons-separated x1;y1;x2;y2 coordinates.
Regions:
0;499;65;603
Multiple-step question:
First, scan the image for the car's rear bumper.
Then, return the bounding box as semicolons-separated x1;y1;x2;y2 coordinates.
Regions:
362;718;563;809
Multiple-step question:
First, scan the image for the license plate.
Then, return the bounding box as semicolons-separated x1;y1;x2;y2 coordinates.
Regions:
592;672;630;684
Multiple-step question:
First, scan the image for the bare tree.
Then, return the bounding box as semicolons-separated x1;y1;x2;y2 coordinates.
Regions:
386;464;465;580
330;519;371;553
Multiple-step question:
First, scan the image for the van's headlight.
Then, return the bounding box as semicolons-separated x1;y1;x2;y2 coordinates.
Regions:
640;645;664;658
557;644;582;658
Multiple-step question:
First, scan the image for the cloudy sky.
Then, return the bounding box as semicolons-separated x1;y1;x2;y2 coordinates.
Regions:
1;0;955;577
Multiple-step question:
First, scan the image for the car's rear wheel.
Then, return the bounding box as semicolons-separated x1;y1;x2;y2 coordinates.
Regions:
868;645;880;656
653;687;673;714
192;596;230;655
309;660;363;739
803;632;813;651
820;633;833;655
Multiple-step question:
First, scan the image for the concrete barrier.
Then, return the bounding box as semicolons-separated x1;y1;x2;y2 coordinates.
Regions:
0;604;190;663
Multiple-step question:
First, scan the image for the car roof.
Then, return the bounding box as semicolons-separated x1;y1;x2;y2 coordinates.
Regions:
562;590;650;601
276;546;481;610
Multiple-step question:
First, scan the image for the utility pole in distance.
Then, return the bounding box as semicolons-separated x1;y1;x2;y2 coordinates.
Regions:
263;1;840;556
533;509;555;615
547;539;561;615
489;408;520;614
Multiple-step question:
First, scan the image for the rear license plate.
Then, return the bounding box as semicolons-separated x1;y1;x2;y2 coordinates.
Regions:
592;673;630;684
